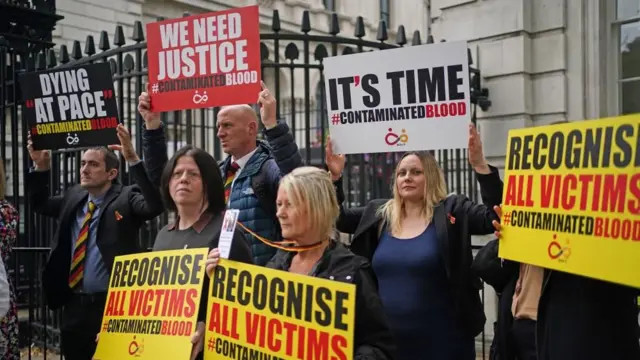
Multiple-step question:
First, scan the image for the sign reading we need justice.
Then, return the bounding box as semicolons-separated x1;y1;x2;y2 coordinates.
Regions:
323;41;471;155
146;5;261;112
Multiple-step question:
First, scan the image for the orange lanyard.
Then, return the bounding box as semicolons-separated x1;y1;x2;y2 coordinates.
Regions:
235;221;327;252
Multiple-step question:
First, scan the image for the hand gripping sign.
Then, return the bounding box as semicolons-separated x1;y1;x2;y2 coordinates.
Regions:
93;248;208;360
146;5;262;112
498;114;640;288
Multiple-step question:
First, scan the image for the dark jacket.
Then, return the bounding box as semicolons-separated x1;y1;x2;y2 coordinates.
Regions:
266;242;396;360
32;160;166;310
220;121;303;266
475;242;640;360
472;243;520;360
335;166;504;338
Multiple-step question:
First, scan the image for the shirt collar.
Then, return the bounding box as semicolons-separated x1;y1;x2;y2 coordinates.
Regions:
232;147;258;170
88;191;108;206
167;212;214;233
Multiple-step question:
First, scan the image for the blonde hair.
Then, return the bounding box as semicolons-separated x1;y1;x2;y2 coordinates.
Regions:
279;166;340;241
0;159;5;200
377;151;448;234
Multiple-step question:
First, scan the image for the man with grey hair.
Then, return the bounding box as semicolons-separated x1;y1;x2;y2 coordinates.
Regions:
138;81;303;266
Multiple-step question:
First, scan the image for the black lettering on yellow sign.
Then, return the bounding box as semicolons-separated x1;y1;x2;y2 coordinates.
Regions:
211;265;350;331
507;123;640;171
109;254;205;288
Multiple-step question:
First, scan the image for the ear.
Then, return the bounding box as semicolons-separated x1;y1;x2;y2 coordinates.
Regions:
248;120;258;134
108;168;119;181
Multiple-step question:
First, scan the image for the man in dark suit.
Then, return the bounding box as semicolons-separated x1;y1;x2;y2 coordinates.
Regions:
27;123;166;360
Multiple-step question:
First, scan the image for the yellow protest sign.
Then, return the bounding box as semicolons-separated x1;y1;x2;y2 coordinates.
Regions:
204;259;357;360
93;248;208;360
498;114;640;288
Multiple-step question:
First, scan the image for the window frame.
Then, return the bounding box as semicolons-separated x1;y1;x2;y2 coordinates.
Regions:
379;0;391;27
323;0;336;12
610;0;640;115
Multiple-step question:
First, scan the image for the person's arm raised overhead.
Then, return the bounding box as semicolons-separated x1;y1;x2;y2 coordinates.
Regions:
26;134;64;217
259;81;303;175
138;84;168;187
325;137;365;234
109;124;165;220
452;123;502;235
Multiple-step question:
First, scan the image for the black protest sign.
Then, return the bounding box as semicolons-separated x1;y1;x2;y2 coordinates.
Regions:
18;62;120;150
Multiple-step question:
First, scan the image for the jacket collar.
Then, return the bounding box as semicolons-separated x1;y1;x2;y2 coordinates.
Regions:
167;211;214;233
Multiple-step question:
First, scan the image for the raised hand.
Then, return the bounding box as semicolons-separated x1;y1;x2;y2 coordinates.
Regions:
26;133;51;170
325;136;345;181
468;123;490;173
137;84;161;129
257;81;277;129
108;124;140;163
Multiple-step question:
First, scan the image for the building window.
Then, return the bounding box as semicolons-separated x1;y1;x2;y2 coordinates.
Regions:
616;0;640;114
323;0;335;12
380;0;390;27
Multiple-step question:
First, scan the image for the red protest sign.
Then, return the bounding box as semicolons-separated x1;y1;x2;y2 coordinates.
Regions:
146;5;261;112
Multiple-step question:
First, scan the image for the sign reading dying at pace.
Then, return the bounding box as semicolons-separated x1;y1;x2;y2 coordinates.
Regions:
146;5;261;112
498;115;640;288
322;41;471;155
204;260;356;360
93;248;208;360
18;62;120;150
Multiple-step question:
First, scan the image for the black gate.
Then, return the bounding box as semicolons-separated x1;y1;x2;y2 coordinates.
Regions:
1;3;492;358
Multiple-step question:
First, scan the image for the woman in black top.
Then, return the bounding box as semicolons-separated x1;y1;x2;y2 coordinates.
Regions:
206;166;396;360
154;145;253;360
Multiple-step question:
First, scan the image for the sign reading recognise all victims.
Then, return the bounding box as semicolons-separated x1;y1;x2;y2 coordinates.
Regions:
205;260;356;360
93;248;208;360
18;62;119;150
146;5;261;112
498;115;640;288
323;41;471;155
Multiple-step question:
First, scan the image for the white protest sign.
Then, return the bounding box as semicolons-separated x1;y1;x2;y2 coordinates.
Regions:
323;41;471;154
218;209;240;259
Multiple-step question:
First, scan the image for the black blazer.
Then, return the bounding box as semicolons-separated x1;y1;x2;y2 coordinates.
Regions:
335;166;504;338
30;162;165;309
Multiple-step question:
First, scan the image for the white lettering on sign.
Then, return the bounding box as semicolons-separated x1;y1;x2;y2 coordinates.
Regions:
35;97;55;124
57;91;107;121
34;68;107;123
159;21;190;49
39;68;90;96
156;12;248;81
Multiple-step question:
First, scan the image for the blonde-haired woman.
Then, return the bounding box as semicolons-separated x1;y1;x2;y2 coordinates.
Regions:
328;125;504;360
207;166;396;359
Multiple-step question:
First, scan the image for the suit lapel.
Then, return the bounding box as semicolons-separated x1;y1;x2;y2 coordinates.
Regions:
434;203;451;279
97;183;122;224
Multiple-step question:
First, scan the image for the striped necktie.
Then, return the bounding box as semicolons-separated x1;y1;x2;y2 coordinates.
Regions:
69;200;96;290
224;162;240;204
